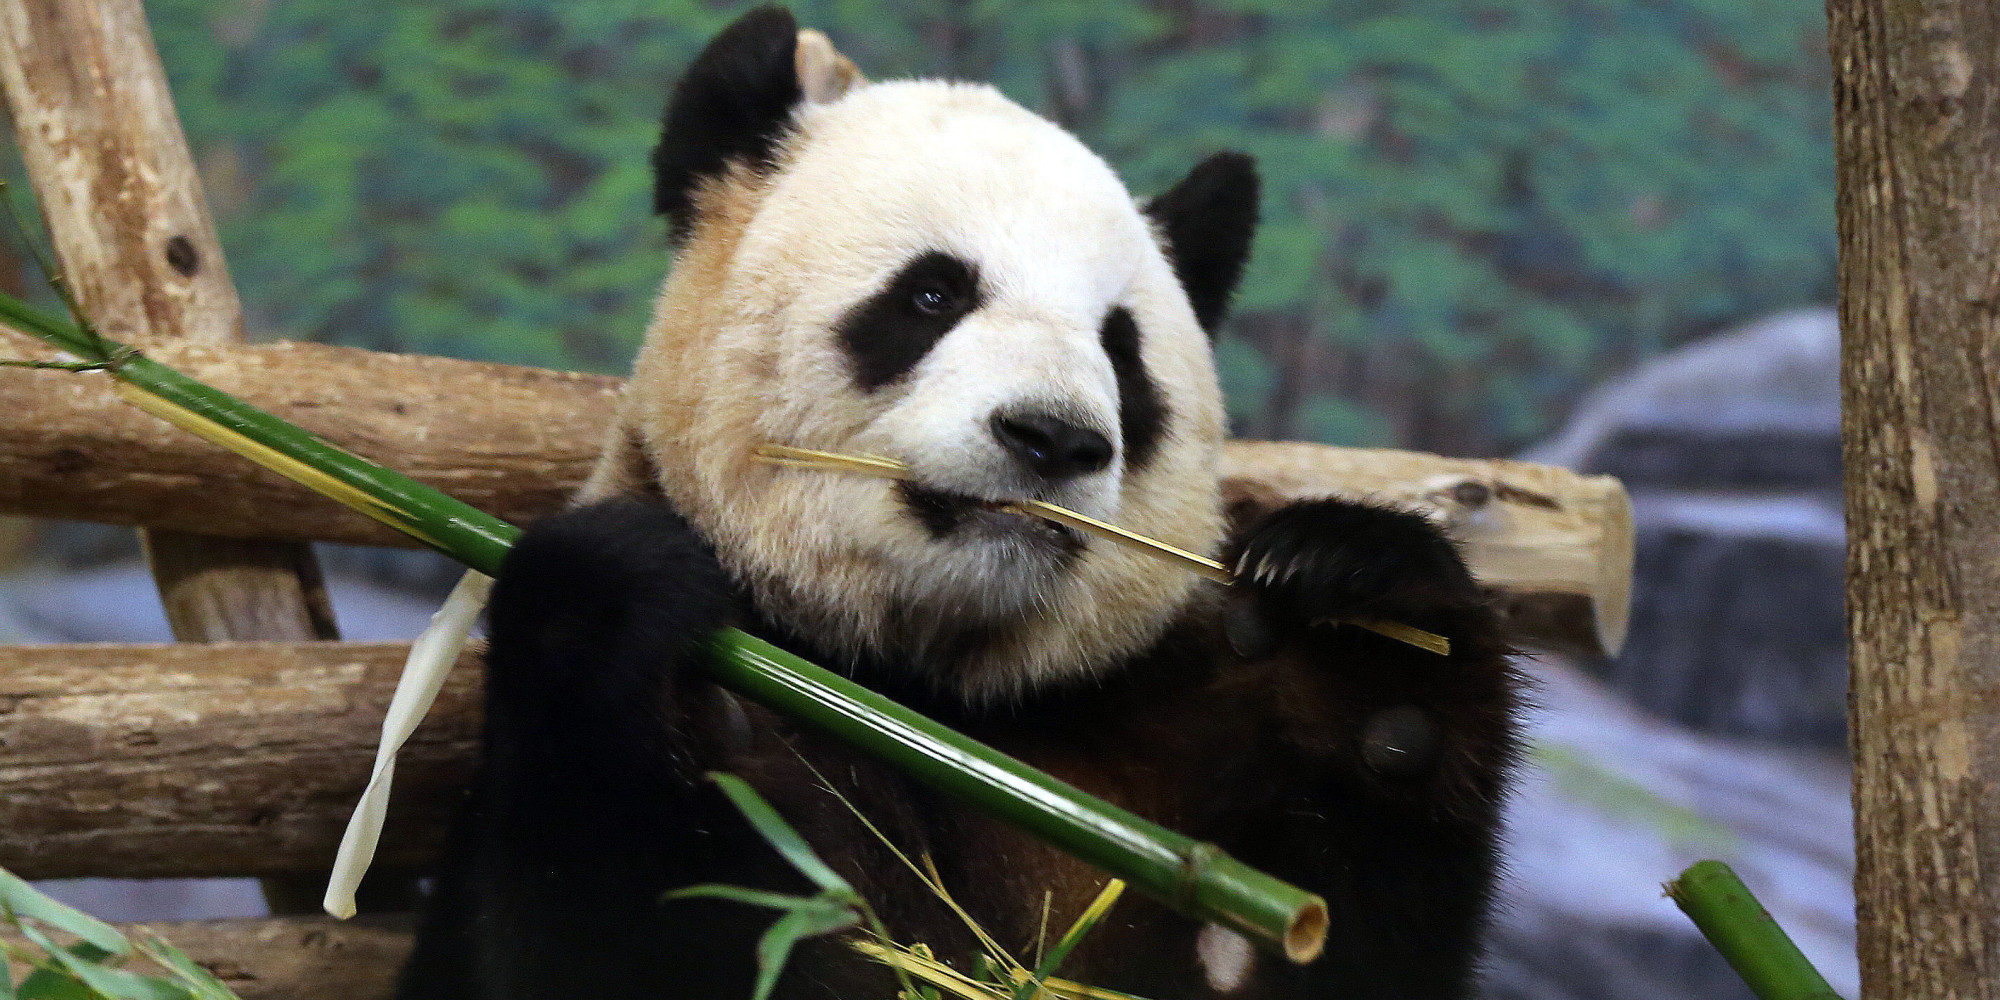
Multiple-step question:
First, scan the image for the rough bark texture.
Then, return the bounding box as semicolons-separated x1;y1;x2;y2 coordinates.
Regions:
0;0;336;645
1832;0;2000;996
0;0;351;910
1222;441;1632;656
3;916;411;1000
0;332;624;548
0;332;1630;656
0;642;481;880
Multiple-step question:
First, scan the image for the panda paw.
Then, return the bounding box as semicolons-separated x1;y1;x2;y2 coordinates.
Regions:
485;499;737;698
1223;498;1480;658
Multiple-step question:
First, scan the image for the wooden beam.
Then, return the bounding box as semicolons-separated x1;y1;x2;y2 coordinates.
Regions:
1831;0;2000;995
4;916;410;1000
0;0;337;638
1221;441;1631;657
0;334;623;549
0;2;342;637
0;642;479;880
0;0;355;911
0;332;1630;655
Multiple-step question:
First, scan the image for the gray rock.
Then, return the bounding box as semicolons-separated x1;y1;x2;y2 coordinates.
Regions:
1489;659;1856;999
1522;308;1847;747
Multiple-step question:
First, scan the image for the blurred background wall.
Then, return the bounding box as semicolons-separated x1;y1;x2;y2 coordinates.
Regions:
2;2;1845;997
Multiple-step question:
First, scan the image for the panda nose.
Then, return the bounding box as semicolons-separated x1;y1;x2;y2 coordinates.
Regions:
989;412;1115;480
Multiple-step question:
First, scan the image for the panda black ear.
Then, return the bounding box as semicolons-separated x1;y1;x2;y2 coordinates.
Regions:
1145;152;1260;337
652;6;804;236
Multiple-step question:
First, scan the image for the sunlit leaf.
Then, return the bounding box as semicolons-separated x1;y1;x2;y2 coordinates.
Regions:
15;926;187;1000
133;938;242;1000
1012;881;1124;1000
0;871;129;957
751;902;861;1000
706;773;856;899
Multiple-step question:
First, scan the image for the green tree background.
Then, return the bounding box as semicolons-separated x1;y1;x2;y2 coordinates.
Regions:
145;0;1832;458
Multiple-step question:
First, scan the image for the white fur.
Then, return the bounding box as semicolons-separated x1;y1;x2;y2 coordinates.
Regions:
605;80;1227;699
1195;923;1256;993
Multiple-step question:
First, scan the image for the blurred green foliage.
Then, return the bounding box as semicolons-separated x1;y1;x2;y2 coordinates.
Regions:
145;0;1831;455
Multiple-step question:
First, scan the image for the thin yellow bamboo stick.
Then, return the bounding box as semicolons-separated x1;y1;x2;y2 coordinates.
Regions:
751;444;1449;656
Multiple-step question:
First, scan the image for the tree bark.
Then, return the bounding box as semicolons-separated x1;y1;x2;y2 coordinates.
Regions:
0;0;353;910
0;0;337;640
1831;0;2000;996
3;916;411;1000
0;334;623;550
0;331;1631;655
0;642;480;880
1221;440;1632;656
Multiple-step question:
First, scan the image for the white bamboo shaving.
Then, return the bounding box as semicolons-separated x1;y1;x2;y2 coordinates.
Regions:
325;568;494;919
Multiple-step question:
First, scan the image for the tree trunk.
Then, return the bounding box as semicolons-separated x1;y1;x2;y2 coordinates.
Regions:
0;642;480;880
0;0;349;908
1831;0;2000;995
3;916;411;1000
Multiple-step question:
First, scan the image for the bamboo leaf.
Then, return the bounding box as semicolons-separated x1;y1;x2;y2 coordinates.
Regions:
663;886;826;912
15;968;96;1000
752;904;861;1000
1013;881;1125;1000
15;926;188;1000
132;938;243;1000
850;940;1007;1000
0;870;129;958
706;773;856;899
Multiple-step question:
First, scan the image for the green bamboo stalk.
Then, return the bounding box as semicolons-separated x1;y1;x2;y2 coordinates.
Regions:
0;293;518;574
1;292;1329;962
1666;861;1842;1000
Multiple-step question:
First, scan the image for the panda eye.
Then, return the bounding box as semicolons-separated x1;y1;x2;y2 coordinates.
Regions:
910;285;958;316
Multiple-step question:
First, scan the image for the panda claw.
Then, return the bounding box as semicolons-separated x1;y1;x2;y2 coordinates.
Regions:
1227;497;1480;632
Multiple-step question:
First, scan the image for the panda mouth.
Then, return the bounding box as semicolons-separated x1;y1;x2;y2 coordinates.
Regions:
896;482;1085;553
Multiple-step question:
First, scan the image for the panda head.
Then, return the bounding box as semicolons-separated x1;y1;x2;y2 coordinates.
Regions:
603;7;1258;700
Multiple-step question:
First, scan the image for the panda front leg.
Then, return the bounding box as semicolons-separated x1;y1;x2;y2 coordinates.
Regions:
1222;498;1523;1000
401;499;786;1000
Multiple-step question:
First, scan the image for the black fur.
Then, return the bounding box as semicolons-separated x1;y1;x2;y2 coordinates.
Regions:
403;495;1521;1000
1227;497;1484;634
1145;152;1260;336
836;251;985;391
652;6;802;238
989;410;1114;480
1099;306;1168;471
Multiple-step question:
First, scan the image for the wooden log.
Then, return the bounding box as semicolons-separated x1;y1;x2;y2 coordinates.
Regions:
0;642;480;880
1221;441;1632;656
0;333;624;549
3;916;411;1000
0;332;1629;655
0;0;338;638
1831;0;2000;995
0;0;351;911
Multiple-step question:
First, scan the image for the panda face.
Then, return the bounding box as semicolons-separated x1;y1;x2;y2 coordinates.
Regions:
608;16;1256;697
709;83;1221;630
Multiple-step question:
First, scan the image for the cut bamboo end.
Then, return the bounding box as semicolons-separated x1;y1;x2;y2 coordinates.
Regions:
1286;899;1330;964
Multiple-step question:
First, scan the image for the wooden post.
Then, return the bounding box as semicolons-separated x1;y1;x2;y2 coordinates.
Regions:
0;0;342;910
1831;0;2000;995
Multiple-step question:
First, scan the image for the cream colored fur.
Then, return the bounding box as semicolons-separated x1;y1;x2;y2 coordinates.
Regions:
588;78;1226;701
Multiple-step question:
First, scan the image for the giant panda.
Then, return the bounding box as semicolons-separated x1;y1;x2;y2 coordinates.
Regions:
399;7;1522;999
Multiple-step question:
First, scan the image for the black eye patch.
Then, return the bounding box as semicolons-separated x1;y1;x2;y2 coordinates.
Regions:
1100;307;1167;472
836;251;983;391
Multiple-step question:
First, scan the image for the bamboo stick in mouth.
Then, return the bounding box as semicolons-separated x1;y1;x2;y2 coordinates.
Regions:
752;444;1449;656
